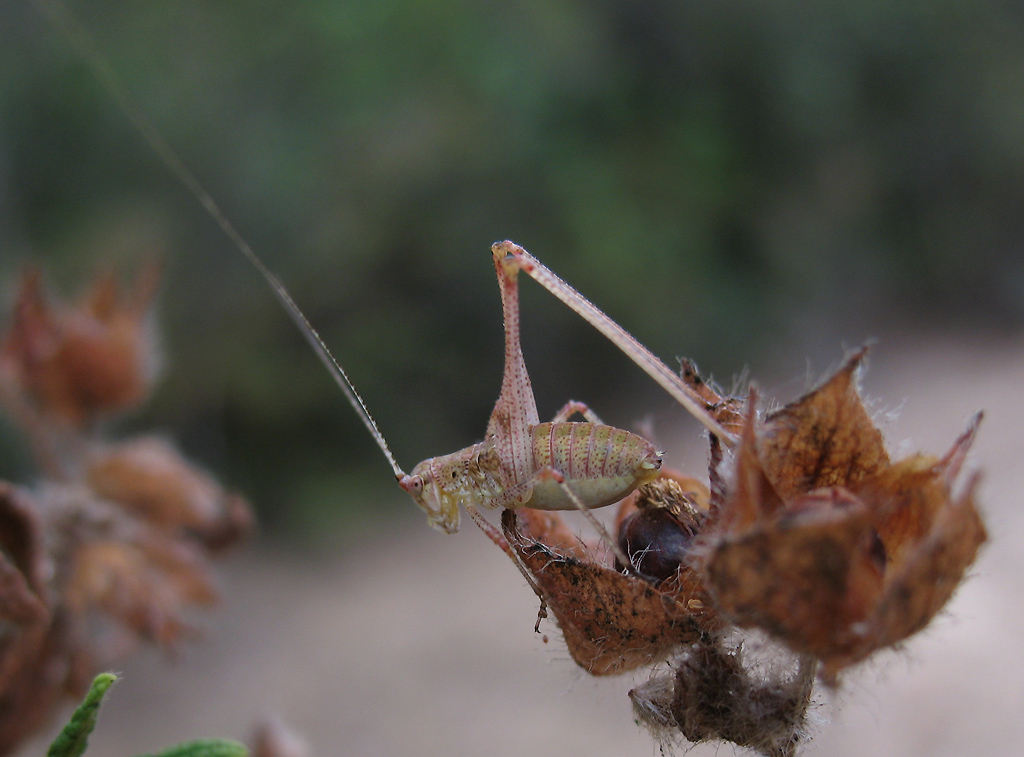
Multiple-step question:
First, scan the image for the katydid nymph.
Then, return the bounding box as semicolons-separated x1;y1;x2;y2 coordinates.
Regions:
245;241;663;569
399;243;663;535
33;0;736;566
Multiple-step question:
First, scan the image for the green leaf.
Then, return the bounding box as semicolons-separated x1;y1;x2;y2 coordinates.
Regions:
47;673;118;757
134;739;249;757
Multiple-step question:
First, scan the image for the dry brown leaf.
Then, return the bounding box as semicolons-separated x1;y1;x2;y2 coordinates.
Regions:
511;507;591;561
0;483;48;623
0;485;60;755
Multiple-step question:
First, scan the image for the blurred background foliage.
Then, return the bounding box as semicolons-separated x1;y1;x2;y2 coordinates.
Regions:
1;0;1022;541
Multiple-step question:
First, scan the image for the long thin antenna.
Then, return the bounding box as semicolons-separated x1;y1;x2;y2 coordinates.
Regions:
32;0;406;478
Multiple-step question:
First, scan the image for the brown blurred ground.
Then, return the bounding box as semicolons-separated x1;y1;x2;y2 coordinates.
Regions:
14;333;1022;757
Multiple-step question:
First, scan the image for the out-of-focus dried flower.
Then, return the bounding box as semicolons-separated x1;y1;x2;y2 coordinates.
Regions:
86;437;254;551
0;266;159;427
0;478;242;754
59;501;220;649
0;265;252;756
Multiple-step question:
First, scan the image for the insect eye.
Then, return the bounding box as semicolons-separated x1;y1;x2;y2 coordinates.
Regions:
400;474;424;495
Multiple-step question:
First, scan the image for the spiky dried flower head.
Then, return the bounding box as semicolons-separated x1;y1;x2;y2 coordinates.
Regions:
483;347;984;754
700;349;986;674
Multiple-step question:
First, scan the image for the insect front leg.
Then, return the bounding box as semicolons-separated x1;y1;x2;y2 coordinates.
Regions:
465;503;550;633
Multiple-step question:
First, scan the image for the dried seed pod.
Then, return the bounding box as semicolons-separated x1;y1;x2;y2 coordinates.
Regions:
618;505;697;580
616;473;707;581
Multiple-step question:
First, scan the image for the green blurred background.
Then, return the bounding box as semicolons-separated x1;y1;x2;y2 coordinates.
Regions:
2;0;1022;541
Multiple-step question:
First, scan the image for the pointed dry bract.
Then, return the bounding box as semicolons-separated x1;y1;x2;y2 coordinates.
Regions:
757;348;888;500
501;508;716;675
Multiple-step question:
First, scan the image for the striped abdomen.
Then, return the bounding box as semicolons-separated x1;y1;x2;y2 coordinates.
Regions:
525;422;662;511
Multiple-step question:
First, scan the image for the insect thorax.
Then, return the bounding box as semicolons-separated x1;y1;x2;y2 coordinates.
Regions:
406;440;507;532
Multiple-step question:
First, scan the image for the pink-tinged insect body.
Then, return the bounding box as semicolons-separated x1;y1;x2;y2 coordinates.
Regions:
400;422;662;535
